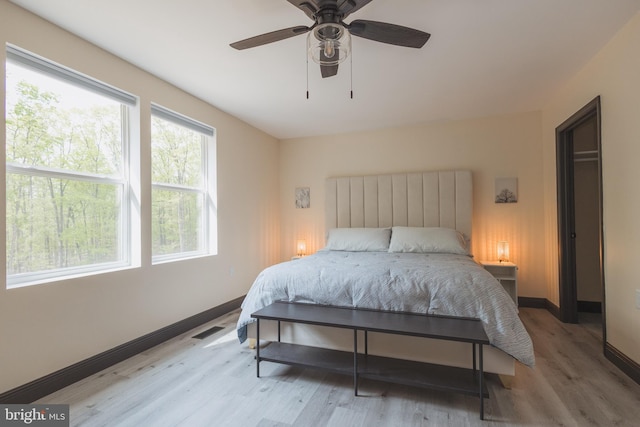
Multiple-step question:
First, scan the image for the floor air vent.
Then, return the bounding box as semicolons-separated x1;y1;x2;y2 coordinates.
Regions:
192;326;224;340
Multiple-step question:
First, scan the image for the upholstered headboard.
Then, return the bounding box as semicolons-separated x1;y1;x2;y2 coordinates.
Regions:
325;170;473;239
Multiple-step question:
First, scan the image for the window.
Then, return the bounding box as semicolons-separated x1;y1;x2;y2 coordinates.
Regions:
5;45;137;287
151;104;217;263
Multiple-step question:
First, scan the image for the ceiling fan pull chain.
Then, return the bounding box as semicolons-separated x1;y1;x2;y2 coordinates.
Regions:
350;49;353;99
306;50;310;99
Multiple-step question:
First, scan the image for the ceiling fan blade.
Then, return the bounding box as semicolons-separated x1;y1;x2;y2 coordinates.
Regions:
348;20;430;48
320;48;339;78
230;26;310;50
287;0;321;20
337;0;374;19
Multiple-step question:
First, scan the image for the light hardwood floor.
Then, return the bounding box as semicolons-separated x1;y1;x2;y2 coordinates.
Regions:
37;308;640;426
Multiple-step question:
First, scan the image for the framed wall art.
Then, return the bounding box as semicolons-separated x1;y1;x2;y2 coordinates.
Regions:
295;187;310;208
495;177;518;203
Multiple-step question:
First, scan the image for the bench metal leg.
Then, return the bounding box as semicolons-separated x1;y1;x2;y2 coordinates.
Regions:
277;320;281;342
479;343;484;420
364;330;368;356
256;319;261;378
354;329;358;396
472;343;477;374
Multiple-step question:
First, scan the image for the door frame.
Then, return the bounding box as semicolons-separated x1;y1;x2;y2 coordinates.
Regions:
555;96;605;339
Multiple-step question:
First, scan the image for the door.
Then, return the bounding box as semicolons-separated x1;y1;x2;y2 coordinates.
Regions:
555;97;605;341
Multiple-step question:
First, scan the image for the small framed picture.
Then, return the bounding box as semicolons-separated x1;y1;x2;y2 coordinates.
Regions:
295;187;310;208
495;178;518;203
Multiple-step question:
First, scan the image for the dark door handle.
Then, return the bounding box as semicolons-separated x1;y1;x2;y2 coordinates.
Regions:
570;233;577;239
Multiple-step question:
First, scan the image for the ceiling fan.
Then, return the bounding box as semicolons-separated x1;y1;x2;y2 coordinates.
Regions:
230;0;431;78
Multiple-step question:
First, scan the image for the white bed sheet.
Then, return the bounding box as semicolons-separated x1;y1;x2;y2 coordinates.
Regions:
237;251;534;367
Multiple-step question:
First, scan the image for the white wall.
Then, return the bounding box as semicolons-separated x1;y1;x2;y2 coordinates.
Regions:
542;12;640;364
279;111;546;299
0;1;280;394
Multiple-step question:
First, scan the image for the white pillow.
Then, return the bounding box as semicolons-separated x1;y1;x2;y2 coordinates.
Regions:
326;228;391;252
388;226;468;255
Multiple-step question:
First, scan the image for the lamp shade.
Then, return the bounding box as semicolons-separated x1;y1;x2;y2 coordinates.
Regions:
307;23;351;66
497;241;510;262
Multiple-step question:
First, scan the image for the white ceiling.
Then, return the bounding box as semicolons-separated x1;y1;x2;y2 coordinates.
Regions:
9;0;640;140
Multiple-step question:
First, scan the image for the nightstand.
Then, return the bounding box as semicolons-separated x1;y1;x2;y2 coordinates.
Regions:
480;261;518;306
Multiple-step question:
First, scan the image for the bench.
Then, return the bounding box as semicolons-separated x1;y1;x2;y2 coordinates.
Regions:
251;301;491;420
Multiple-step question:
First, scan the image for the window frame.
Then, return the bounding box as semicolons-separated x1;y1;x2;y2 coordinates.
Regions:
150;103;217;264
5;45;137;288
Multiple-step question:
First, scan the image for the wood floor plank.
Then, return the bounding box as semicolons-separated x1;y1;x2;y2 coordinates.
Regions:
36;308;640;426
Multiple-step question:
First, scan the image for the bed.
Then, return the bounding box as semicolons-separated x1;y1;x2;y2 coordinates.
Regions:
237;170;534;377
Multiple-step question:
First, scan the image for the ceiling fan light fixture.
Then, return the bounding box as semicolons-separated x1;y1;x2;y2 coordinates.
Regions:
307;23;351;66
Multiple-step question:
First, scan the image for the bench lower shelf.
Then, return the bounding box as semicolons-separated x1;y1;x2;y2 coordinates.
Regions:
259;341;488;398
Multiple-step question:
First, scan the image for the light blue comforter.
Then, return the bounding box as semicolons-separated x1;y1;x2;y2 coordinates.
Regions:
237;251;534;367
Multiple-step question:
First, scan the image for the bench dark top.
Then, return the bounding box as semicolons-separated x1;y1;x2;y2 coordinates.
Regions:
251;301;489;345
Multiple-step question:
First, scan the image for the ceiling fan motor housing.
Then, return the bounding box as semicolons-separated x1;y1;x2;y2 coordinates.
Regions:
314;6;343;25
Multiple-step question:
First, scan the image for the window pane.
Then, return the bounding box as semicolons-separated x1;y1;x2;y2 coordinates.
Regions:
6;174;122;275
6;63;123;176
5;50;131;287
152;188;202;256
151;117;203;187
